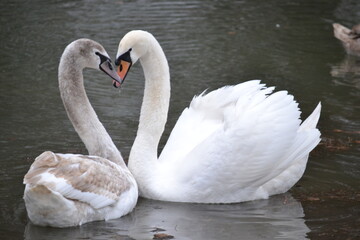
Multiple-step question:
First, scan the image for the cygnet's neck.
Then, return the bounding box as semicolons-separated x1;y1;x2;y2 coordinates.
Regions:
58;48;124;166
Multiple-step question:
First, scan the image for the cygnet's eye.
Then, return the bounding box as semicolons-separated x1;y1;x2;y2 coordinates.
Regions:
95;51;109;64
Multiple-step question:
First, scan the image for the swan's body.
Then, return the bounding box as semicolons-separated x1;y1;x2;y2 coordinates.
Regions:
23;39;138;227
333;23;360;56
115;30;321;203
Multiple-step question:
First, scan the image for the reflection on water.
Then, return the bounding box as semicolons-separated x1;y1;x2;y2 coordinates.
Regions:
331;56;360;89
25;194;309;240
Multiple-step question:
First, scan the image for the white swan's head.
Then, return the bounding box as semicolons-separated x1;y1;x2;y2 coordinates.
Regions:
114;30;155;87
63;39;121;82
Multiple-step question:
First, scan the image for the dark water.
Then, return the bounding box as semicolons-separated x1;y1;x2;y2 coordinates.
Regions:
0;0;359;239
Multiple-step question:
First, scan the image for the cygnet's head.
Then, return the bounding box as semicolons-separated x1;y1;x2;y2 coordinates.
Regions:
62;38;121;82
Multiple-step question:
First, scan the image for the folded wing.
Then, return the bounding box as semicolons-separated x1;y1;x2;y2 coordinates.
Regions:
24;151;131;209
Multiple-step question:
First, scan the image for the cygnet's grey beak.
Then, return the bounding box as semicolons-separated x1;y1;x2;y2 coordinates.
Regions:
96;52;123;86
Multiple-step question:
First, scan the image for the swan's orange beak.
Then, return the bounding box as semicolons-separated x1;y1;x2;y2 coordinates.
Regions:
114;60;131;88
114;49;133;88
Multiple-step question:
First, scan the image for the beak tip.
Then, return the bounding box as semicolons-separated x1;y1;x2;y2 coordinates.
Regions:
112;80;121;88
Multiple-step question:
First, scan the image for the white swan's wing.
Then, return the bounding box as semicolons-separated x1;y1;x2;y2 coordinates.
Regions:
159;80;267;164
24;151;132;209
159;81;320;198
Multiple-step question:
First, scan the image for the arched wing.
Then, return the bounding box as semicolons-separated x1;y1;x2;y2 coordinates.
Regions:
159;81;320;192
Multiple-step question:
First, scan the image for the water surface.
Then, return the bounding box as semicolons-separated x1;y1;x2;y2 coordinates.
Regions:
0;0;359;239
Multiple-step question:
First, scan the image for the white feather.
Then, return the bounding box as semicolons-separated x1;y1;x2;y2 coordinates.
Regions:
119;30;321;204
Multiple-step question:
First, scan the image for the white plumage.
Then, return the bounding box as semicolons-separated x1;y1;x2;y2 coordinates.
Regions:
115;30;321;203
157;82;320;203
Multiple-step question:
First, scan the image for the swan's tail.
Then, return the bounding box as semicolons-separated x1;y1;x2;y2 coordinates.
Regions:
299;102;321;130
261;102;321;196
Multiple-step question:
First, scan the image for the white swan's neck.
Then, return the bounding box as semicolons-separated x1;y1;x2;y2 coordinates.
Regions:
58;48;124;167
128;36;170;181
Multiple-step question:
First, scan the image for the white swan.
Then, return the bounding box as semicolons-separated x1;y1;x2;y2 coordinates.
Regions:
333;23;360;56
23;39;138;227
114;30;321;203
